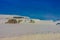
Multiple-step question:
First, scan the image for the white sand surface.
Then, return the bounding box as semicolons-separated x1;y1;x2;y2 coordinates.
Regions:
0;24;60;40
0;33;60;40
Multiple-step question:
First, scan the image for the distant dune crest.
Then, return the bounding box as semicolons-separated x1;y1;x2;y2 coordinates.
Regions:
0;15;59;25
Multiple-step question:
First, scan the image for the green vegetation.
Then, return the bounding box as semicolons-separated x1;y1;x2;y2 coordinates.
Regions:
5;19;17;24
5;18;35;24
17;20;23;23
29;20;35;23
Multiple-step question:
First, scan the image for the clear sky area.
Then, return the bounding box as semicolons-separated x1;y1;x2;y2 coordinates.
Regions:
0;0;60;20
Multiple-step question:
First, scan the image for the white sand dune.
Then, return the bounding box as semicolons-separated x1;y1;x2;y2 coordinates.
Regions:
0;33;60;40
0;15;60;40
0;24;60;40
0;24;59;37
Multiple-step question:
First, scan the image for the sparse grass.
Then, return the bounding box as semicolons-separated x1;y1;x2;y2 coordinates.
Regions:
29;20;35;23
0;33;60;40
5;19;17;24
17;20;23;23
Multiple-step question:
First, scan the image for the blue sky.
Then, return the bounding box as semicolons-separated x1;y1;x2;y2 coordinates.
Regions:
0;0;60;20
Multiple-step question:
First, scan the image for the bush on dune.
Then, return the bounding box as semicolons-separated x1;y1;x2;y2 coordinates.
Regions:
5;19;17;24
